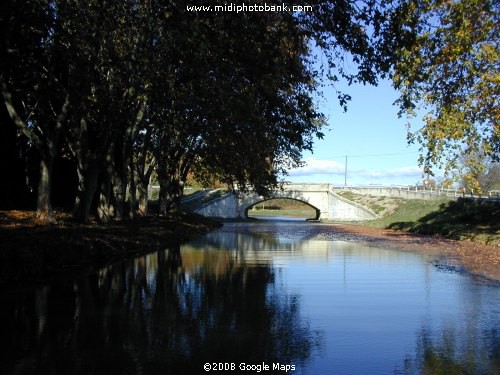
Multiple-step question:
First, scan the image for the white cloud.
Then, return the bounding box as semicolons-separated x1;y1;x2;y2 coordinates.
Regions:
289;158;422;183
289;158;345;177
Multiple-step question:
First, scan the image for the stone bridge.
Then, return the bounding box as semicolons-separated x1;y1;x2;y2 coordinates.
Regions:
192;183;378;221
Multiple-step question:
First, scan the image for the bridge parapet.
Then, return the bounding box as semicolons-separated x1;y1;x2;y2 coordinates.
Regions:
193;183;378;221
332;185;500;201
193;192;239;218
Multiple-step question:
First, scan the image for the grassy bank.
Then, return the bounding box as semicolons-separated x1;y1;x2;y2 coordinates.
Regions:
247;199;317;219
247;208;316;218
365;198;500;246
0;211;221;285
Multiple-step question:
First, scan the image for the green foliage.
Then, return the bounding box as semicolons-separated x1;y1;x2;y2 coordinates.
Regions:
1;0;428;221
392;0;500;187
148;7;327;199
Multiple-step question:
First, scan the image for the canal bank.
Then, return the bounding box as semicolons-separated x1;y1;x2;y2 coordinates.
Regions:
317;223;500;283
1;210;498;286
3;221;498;375
0;211;221;285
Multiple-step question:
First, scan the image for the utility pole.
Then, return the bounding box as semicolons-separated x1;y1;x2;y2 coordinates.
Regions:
344;155;347;186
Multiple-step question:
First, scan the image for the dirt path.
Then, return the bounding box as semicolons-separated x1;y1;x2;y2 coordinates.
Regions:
329;224;500;283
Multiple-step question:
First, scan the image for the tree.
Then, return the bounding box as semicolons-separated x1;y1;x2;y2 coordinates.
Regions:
151;0;404;204
145;7;327;213
480;162;500;191
392;0;499;185
129;126;156;217
61;0;150;222
1;0;70;223
0;105;34;209
186;10;325;197
458;152;500;192
1;0;419;222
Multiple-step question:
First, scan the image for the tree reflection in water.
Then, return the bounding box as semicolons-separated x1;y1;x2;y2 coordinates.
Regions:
3;225;498;375
400;327;500;374
1;245;322;375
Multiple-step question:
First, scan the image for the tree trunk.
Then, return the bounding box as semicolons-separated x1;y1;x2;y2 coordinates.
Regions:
99;146;127;222
130;158;151;217
111;171;127;220
137;178;149;216
167;178;184;212
36;156;55;224
158;177;168;216
128;162;150;218
97;174;113;223
1;80;69;224
74;161;100;223
128;168;137;219
157;170;184;215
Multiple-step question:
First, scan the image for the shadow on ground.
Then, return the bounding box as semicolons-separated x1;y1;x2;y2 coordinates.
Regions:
387;198;500;244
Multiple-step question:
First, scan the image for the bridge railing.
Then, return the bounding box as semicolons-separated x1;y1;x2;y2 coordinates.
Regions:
148;183;500;202
332;185;500;201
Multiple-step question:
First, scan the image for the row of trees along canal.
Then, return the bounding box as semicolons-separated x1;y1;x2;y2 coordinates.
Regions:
1;0;498;223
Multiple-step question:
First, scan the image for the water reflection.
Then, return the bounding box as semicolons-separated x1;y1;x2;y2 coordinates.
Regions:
401;327;500;374
1;243;321;375
1;222;499;375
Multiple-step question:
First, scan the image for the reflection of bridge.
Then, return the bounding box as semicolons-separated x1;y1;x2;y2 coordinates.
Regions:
183;226;406;266
193;183;378;221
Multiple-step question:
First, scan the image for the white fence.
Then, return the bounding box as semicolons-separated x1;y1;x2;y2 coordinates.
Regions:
332;185;500;201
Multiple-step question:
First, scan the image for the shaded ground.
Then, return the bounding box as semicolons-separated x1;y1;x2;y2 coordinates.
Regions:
0;210;221;285
326;223;500;283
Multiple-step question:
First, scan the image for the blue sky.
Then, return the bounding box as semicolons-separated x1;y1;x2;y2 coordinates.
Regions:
288;78;425;186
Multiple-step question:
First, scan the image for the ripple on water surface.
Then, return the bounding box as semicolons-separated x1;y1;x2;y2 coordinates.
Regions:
1;222;498;375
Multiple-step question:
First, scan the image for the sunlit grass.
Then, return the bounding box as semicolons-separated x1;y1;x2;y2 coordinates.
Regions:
247;198;317;219
247;208;316;219
365;198;500;246
365;199;450;227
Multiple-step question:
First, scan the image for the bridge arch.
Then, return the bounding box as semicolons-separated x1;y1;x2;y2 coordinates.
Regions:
244;197;321;220
237;186;329;219
191;183;378;221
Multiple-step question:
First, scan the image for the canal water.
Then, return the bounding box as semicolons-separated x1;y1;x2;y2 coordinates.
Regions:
2;221;499;374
